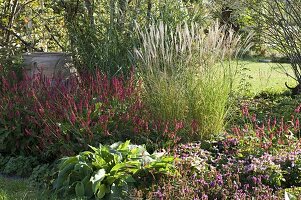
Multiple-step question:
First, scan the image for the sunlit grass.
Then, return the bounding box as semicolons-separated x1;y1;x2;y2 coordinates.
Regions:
0;176;39;200
235;60;296;96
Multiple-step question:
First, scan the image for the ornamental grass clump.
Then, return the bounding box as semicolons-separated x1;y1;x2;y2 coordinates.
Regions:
134;21;252;140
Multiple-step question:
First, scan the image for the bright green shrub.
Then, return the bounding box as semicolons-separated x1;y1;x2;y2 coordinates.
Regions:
53;140;176;199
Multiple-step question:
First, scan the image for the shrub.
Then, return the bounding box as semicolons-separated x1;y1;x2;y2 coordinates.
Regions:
53;140;176;199
2;156;39;177
29;163;58;190
0;70;144;159
55;0;203;75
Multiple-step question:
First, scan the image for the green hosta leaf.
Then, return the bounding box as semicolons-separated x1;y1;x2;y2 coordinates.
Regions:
114;154;123;164
110;163;126;174
58;156;78;170
96;184;107;199
117;140;130;151
100;146;115;162
92;155;108;169
93;181;101;193
110;141;123;149
285;191;297;200
75;182;85;197
54;164;75;189
54;140;176;199
151;151;166;159
159;156;174;163
124;175;136;183
89;145;99;153
77;163;93;177
140;155;155;166
90;169;106;184
109;183;123;199
105;175;115;185
110;160;141;175
79;151;94;162
82;175;94;198
129;144;147;152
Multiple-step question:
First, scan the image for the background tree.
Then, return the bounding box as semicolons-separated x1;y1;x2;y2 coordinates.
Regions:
249;0;301;91
0;0;67;70
53;0;208;75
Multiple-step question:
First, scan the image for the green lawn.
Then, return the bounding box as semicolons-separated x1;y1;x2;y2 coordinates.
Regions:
0;176;87;200
0;176;39;200
236;60;296;95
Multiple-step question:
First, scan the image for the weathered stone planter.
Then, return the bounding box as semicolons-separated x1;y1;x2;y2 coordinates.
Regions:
22;52;77;80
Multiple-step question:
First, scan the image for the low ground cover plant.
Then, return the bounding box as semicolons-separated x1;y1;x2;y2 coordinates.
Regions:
54;140;176;199
130;103;301;199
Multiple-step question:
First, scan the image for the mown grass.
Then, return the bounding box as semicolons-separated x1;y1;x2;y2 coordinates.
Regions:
0;176;39;200
236;60;296;95
0;175;90;200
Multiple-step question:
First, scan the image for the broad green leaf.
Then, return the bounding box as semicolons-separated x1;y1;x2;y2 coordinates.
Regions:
58;156;78;170
93;181;101;193
106;175;116;185
160;157;174;163
92;155;108;168
110;141;122;149
110;163;126;174
151;151;166;159
96;184;107;199
54;164;75;189
89;145;99;153
90;169;106;184
124;175;136;183
79;151;94;161
117;140;130;151
114;154;122;164
285;191;297;200
109;183;123;199
82;175;93;197
75;182;85;197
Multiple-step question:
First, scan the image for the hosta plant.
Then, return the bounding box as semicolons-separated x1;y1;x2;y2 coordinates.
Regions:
53;140;176;199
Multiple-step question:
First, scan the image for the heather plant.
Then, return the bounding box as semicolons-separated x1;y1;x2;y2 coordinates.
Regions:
130;102;301;199
133;137;301;199
134;21;252;140
133;143;282;199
